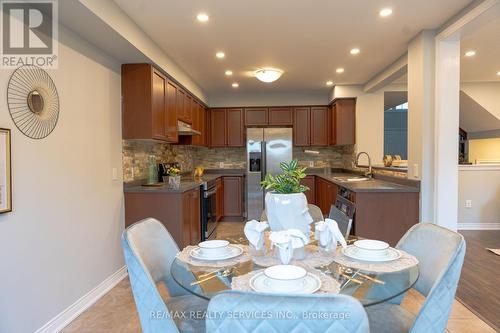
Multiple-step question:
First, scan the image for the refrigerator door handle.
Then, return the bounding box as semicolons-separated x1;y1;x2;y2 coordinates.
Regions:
261;141;267;181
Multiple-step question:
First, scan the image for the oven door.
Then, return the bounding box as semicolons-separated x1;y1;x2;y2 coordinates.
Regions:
204;186;218;240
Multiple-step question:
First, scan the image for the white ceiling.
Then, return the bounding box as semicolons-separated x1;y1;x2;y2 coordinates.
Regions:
113;0;472;97
461;5;500;82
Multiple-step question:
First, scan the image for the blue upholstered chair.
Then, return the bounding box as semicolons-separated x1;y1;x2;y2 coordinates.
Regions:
122;218;208;333
366;223;466;333
206;290;369;333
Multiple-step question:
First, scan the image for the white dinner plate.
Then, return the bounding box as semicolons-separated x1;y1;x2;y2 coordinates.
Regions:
342;245;401;262
189;244;243;261
249;272;322;294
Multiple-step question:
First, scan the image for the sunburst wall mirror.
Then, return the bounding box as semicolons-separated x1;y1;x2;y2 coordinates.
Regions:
7;65;60;139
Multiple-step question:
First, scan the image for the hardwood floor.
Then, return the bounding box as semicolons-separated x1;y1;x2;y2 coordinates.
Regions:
62;224;497;332
456;230;500;332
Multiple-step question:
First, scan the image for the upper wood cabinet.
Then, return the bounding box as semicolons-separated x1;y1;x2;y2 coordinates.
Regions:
122;64;178;142
310;106;329;146
209;108;245;147
245;108;268;126
269;107;293;125
332;98;356;145
293;107;310;147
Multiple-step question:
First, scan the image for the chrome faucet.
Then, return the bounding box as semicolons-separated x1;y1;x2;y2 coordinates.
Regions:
355;152;372;178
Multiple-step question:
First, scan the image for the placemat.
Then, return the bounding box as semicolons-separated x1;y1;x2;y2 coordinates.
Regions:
252;245;335;268
176;245;252;268
332;249;419;273
231;268;341;294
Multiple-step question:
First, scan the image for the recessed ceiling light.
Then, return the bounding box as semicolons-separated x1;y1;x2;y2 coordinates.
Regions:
216;52;225;59
232;82;239;88
379;8;393;17
196;13;209;22
225;70;233;76
497;71;500;76
326;81;334;86
464;50;476;57
350;48;360;55
336;68;345;73
254;68;283;83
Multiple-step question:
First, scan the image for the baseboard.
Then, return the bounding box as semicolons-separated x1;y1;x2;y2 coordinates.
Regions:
35;266;128;333
458;222;500;230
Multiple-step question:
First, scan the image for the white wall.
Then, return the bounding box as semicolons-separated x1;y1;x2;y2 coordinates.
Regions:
461;82;500;121
0;26;124;333
209;90;329;107
331;83;407;166
458;165;500;229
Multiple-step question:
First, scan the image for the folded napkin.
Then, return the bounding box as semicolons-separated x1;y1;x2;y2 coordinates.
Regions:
315;218;347;250
244;220;269;250
269;229;309;249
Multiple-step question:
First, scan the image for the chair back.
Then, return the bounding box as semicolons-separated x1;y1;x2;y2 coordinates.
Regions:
328;205;353;238
121;218;180;333
396;223;466;333
206;291;369;333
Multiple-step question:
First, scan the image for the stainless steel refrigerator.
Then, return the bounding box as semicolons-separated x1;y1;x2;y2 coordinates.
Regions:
246;128;293;220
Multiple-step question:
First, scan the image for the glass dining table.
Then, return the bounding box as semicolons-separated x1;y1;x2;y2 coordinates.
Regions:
171;238;419;307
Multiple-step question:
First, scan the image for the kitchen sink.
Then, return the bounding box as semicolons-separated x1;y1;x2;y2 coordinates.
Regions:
331;176;370;182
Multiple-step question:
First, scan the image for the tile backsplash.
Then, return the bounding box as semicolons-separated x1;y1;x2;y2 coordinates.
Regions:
122;140;356;183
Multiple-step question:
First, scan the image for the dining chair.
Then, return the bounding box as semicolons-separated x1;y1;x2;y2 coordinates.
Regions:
366;223;466;333
206;290;369;333
122;218;208;333
328;205;353;238
260;204;324;223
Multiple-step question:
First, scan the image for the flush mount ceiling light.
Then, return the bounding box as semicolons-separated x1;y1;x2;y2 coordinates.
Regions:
232;82;239;88
196;13;209;22
464;50;476;57
254;68;283;83
216;51;225;59
379;8;393;17
326;81;334;86
336;68;345;73
497;71;500;76
350;48;360;55
225;70;233;76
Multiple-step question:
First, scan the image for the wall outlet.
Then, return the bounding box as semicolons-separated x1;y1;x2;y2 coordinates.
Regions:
309;161;314;167
465;200;472;208
219;162;224;168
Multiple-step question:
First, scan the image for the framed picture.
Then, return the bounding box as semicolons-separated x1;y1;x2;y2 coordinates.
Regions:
0;129;12;214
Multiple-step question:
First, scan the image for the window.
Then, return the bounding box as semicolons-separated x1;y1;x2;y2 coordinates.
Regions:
384;92;408;159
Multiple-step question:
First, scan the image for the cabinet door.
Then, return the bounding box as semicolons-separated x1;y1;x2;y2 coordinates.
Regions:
293;107;310;146
176;89;186;122
330;104;336;145
190;189;201;244
216;178;224;221
199;105;207;146
182;190;192;247
245;108;268;126
301;176;315;205
326;181;338;213
227;108;244;147
151;69;167;140
165;80;178;142
310;106;329;146
335;99;356;145
269;107;293;125
315;178;325;213
191;101;200;146
210;109;226;147
223;176;243;217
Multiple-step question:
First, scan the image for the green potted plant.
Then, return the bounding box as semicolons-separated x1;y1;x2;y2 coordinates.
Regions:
261;160;312;234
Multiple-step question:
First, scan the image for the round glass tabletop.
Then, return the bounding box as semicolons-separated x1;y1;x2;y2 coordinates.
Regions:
171;242;419;307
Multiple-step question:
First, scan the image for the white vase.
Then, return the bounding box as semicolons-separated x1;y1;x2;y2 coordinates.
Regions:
265;192;313;235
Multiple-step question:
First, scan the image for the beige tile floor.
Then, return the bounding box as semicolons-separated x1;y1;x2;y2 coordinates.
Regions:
63;223;496;333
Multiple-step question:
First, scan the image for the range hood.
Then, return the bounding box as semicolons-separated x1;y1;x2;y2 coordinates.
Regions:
178;120;201;136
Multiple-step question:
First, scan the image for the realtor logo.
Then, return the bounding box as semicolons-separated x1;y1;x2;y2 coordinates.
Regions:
1;0;58;68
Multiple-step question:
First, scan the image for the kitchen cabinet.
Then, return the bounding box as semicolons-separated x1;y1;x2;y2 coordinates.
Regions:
223;176;243;217
122;64;178;142
216;178;224;221
176;89;186;123
331;98;356;145
209;108;245;147
268;107;293;125
310;106;329;146
245;108;268;126
191;101;207;146
293;107;310;146
301;175;316;204
124;188;201;248
315;177;337;215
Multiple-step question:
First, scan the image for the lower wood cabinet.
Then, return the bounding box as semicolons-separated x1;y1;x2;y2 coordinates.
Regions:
223;176;243;217
301;175;316;205
315;177;338;215
124;188;201;248
216;178;224;221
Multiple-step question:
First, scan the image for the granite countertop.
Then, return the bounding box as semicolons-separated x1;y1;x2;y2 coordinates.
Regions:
123;169;246;194
308;171;419;193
